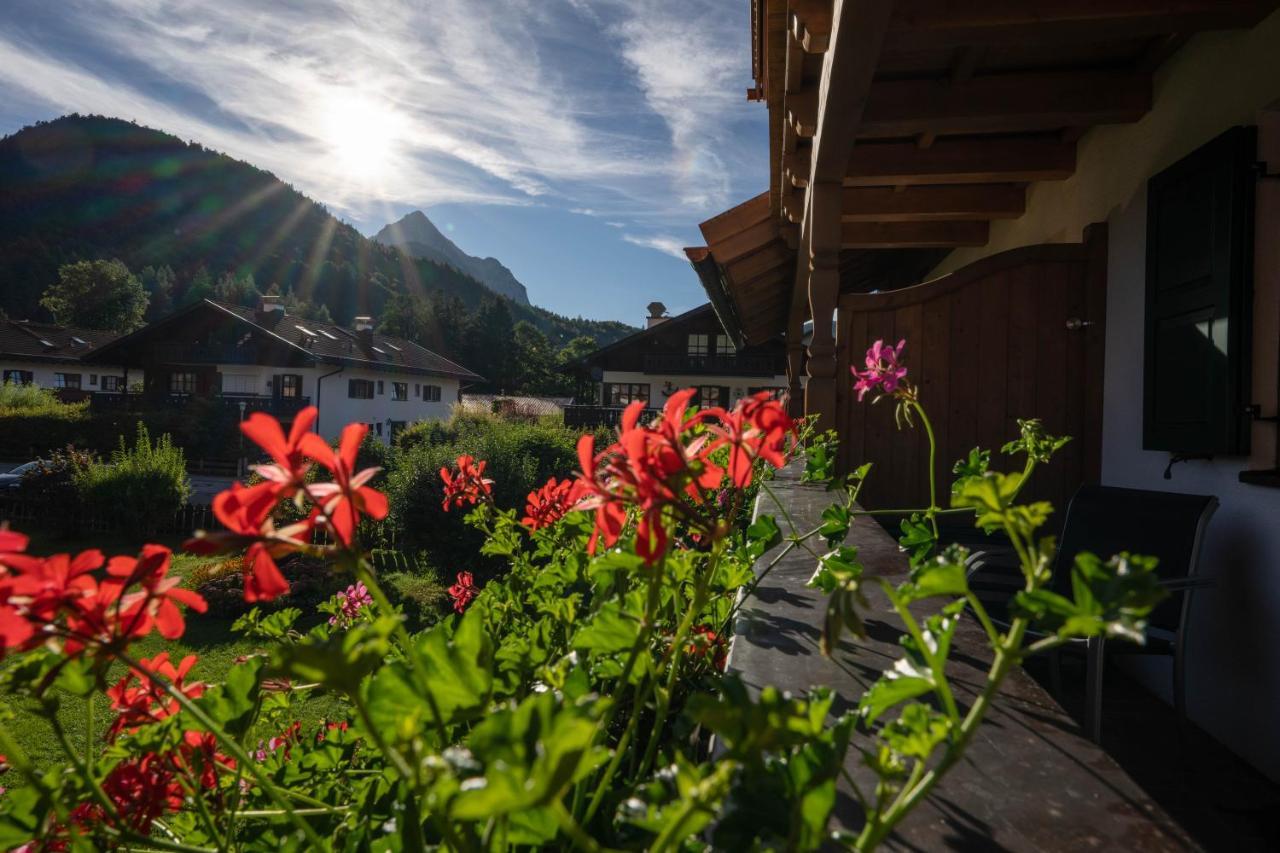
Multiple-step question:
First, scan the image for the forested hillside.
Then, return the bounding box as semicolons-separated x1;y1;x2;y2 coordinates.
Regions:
0;115;633;386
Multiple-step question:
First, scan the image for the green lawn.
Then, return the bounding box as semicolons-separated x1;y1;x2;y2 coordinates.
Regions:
1;532;350;787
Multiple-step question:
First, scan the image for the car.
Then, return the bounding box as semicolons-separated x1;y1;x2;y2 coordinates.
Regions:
0;461;42;492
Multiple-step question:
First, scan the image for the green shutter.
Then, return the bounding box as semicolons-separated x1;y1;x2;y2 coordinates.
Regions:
1143;126;1255;455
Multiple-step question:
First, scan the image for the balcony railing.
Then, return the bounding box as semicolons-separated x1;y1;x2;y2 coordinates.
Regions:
90;392;311;416
641;352;781;376
563;405;661;429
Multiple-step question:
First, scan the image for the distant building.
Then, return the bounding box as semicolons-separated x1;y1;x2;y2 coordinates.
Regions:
84;297;483;444
0;319;138;397
564;301;790;427
459;394;570;419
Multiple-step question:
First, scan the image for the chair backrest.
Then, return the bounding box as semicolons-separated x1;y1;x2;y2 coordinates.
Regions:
1052;485;1218;632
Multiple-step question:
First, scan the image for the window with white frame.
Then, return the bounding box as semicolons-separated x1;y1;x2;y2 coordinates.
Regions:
101;376;123;392
604;382;649;406
54;373;81;389
170;371;196;394
687;334;710;357
348;379;375;399
392;381;408;401
423;384;441;402
3;370;33;385
221;374;257;395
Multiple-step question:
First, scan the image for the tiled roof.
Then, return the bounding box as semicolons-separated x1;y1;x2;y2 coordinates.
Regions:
0;319;121;364
208;301;483;381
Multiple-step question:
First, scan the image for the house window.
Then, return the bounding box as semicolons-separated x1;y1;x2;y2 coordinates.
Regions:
101;376;123;392
2;370;33;385
89;374;98;386
276;374;302;398
687;334;710;357
695;385;728;408
221;374;256;395
392;381;408;401
414;383;421;397
423;384;441;402
169;371;197;394
54;373;82;389
375;422;383;437
348;379;375;399
604;382;649;406
377;380;384;395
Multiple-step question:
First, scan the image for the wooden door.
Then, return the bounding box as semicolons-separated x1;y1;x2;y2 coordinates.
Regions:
835;225;1108;518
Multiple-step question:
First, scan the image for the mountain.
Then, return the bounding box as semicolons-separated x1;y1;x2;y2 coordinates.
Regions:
374;211;529;305
0;115;633;361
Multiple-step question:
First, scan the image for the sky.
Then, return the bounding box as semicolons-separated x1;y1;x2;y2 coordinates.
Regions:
0;0;769;325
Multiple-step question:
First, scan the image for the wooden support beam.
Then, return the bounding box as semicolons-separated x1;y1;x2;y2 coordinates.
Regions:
842;184;1025;221
884;0;1278;51
859;71;1151;138
846;136;1076;185
709;217;778;265
841;220;989;248
785;146;811;187
785;29;805;93
791;0;834;53
787;89;818;138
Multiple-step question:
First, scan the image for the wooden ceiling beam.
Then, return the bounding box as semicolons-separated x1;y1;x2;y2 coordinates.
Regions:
791;0;834;53
787;89;819;138
699;192;770;246
884;0;1278;51
841;220;989;248
709;218;782;266
842;184;1025;221
858;71;1151;138
846;136;1076;185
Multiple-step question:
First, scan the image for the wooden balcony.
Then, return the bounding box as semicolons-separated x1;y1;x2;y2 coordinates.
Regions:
90;391;311;417
563;405;661;429
641;352;782;376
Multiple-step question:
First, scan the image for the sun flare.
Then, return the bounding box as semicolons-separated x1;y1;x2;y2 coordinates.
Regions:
320;96;403;182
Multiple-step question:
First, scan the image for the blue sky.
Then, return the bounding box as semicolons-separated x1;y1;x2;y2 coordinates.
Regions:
0;0;769;325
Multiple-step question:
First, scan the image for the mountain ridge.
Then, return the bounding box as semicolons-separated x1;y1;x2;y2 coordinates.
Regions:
373;211;530;305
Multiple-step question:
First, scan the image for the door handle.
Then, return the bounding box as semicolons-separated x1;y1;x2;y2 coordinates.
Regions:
1065;317;1095;331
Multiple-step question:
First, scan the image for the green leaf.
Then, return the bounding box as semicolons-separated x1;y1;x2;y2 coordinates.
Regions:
881;703;951;761
1001;418;1071;463
572;597;642;655
416;607;494;724
950;447;990;503
819;503;851;546
270;615;394;693
196;656;263;738
746;514;781;552
898;514;936;566
900;544;970;602
858;672;933;726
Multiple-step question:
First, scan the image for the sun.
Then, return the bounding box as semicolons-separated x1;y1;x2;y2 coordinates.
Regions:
320;96;403;182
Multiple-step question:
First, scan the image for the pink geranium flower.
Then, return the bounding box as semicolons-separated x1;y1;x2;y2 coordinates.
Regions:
851;339;908;401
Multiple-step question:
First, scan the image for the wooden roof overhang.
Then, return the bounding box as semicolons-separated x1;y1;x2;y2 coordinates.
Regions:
692;0;1280;347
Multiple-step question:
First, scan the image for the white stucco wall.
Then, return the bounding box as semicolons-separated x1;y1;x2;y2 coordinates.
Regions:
916;12;1280;779
0;360;140;392
598;370;790;408
204;364;459;445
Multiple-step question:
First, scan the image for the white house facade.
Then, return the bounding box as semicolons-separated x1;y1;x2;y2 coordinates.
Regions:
84;298;480;446
1;319;141;396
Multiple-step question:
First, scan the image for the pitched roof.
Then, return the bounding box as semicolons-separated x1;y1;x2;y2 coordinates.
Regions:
0;319;121;364
569;303;719;368
85;300;484;382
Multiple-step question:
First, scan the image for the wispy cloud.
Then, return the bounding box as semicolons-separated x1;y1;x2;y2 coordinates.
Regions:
0;0;765;238
622;233;691;260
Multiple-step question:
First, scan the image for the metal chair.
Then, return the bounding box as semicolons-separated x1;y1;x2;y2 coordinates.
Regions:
964;484;1218;744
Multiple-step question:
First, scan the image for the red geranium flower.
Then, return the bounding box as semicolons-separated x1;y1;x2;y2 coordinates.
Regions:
700;392;796;487
522;476;583;530
440;455;494;512
242;405;318;496
107;652;205;737
300;422;389;547
106;545;207;640
448;571;478;613
184;481;314;602
687;624;728;672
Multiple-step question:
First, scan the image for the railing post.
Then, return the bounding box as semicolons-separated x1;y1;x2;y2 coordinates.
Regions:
805;181;841;431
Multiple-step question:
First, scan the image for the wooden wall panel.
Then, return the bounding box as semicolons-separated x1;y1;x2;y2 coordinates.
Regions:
835;229;1108;520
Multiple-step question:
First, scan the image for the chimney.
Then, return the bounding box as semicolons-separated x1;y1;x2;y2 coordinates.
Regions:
646;301;669;329
256;295;285;325
353;315;374;346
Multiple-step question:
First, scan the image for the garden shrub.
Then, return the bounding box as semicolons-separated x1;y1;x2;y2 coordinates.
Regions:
384;413;583;566
0;381;67;413
74;422;191;532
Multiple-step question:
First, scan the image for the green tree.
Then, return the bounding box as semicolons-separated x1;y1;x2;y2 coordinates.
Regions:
139;264;175;320
511;320;556;394
465;295;516;392
554;334;600;399
379;292;432;344
40;259;148;332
